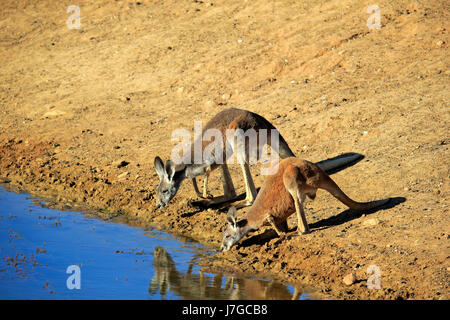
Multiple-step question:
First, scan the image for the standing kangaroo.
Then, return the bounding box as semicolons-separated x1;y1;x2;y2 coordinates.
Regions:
154;108;361;209
220;157;390;251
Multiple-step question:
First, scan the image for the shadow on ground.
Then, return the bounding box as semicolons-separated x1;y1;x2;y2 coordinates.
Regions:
238;196;406;249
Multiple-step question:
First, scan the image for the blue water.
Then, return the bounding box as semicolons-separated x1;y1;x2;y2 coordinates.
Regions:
0;186;311;300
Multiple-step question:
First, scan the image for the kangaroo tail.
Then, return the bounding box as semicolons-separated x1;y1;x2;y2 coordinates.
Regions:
320;175;390;210
315;152;363;173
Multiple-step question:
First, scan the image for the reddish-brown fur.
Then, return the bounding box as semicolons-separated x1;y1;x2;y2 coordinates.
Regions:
220;157;390;251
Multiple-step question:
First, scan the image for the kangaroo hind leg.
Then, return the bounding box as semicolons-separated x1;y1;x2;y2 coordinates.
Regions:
220;163;237;200
233;161;257;208
284;167;310;235
189;164;237;208
288;187;310;235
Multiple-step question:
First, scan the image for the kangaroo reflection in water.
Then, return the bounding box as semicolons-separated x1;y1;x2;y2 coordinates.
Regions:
149;246;305;300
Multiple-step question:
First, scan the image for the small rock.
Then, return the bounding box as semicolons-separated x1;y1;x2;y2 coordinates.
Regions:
237;39;243;44
42;110;66;118
343;272;356;286
117;172;129;180
436;40;445;47
363;218;380;227
177;87;184;93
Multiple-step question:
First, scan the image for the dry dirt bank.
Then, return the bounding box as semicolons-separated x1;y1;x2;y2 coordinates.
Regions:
0;0;448;299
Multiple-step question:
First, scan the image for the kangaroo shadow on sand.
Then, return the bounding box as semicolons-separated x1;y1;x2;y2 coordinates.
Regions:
181;191;248;218
238;196;406;250
183;191;247;217
316;152;365;175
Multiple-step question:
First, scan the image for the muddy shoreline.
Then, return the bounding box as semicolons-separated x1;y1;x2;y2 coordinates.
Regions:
0;0;448;299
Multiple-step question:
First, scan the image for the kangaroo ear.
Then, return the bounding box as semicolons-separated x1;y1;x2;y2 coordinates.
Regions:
154;156;165;180
165;160;176;180
226;206;237;227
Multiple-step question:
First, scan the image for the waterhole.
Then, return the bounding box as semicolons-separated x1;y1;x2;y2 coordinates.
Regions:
0;186;313;300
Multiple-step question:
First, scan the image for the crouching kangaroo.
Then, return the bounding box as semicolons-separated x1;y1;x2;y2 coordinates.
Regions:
220;157;390;251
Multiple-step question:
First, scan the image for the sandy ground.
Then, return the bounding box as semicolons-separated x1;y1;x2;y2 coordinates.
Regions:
0;0;449;299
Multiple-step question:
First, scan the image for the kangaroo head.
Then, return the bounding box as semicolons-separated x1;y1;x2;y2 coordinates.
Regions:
220;207;249;252
154;156;184;210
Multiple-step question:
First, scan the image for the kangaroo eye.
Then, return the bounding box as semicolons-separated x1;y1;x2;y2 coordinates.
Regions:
163;190;170;194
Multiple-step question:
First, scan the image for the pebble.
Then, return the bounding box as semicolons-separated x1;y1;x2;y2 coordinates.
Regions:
343;272;356;286
117;172;129;180
42;110;66;118
363;218;380;227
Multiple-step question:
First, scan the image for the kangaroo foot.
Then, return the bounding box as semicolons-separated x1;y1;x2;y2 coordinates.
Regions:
232;199;254;209
296;229;310;236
